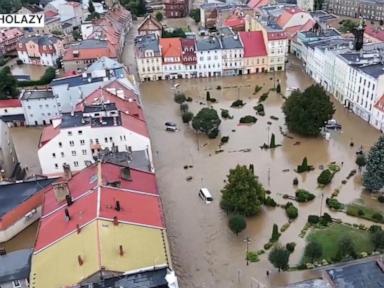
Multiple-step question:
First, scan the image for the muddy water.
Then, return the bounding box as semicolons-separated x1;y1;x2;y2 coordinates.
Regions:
140;56;382;288
1;221;38;253
5;58;47;80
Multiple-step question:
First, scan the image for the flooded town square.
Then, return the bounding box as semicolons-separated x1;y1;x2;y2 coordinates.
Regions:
139;58;382;287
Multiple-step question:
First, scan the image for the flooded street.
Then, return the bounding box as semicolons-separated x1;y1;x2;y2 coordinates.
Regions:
139;58;382;287
5;58;47;80
1;221;38;253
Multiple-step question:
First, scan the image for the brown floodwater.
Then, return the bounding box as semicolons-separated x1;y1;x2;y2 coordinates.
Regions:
139;57;382;287
6;58;47;80
1;221;38;253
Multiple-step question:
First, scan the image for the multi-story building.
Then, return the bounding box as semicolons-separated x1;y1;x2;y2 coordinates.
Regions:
221;34;243;76
44;0;84;28
138;14;163;38
160;38;183;80
371;95;384;131
239;31;268;74
62;39;117;71
29;160;178;288
164;0;189;18
196;36;223;77
323;0;384;20
0;99;24;125
135;34;163;81
20;89;60;126
0;249;33;288
0;28;23;56
180;38;198;78
16;35;64;66
0;119;18;178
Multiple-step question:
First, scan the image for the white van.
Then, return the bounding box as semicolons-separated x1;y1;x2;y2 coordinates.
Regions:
199;188;213;203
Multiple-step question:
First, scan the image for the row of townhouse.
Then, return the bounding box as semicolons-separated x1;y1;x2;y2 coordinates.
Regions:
135;28;288;81
293;28;384;131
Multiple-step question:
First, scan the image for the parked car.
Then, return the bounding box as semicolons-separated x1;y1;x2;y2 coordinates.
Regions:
165;122;177;127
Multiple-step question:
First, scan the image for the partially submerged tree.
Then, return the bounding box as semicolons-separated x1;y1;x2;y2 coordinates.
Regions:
268;245;290;271
363;136;384;191
220;165;265;217
304;241;323;262
228;214;246;235
192;107;221;138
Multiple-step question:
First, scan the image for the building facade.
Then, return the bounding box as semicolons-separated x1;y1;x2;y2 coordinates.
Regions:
196;37;223;77
239;31;268;74
323;0;384;20
135;34;163;81
164;0;189;18
138;14;163;38
0;29;24;56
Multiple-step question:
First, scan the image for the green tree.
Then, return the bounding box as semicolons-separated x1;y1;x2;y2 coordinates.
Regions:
317;169;332;185
304;241;322;262
268;245;290;271
339;19;359;33
121;0;147;16
182;112;193;124
180;103;189;113
228;214;246;235
285;202;298;219
174;92;186;104
192;107;221;137
155;11;163;22
282;85;335;136
336;236;357;260
270;224;280;242
270;133;276;148
189;8;200;23
72;30;82;41
356;153;367;170
0;66;18;99
371;230;384;249
276;83;281;94
162;28;186;38
363;136;384;191
220;165;265;217
88;0;95;13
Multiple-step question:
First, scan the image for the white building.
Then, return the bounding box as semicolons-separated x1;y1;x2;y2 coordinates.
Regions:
0;120;18;178
20;89;59;126
196;36;223;77
135;34;163;81
221;34;244;76
38;103;151;176
297;0;314;11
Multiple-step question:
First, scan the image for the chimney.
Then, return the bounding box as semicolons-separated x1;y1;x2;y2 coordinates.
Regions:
63;163;72;180
64;208;71;221
65;194;73;206
78;255;83;266
115;200;121;211
113;216;118;225
120;167;131;181
119;245;124;256
76;224;81;234
52;182;70;203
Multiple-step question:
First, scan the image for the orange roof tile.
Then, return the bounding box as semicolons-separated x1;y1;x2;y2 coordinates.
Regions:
276;7;305;28
159;38;182;58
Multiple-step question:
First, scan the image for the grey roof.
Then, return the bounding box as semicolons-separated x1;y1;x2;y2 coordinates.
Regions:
13;75;31;81
221;35;243;49
196;37;222;51
20;35;61;46
0;249;33;284
0;114;25;123
20;90;54;100
61;22;72;29
87;57;124;73
284;279;331;288
217;27;235;36
80;267;169;288
326;261;384;288
59;111;122;129
135;34;160;54
71;39;108;50
101;150;151;172
50;73;111;88
358;63;384;78
83;103;117;113
0;178;56;217
300;29;340;39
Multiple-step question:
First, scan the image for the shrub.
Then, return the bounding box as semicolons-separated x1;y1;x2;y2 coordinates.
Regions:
208;128;219;139
182;112;194;123
264;196;277;207
253;85;262;95
308;215;320;224
326;198;343;210
220;136;229;144
186;97;193;102
270;224;281;242
372;212;384;222
231;99;245;107
216;85;221;90
221;109;232;119
297;157;313;173
286;202;298;219
358;209;365;216
180;103;189;113
295;189;315;202
317;169;333;185
174;92;186;104
247;251;259;262
16;59;23;65
286;242;296;253
369;225;382;233
319;213;332;226
280;223;290;232
253;103;265;115
276;83;281;94
264;242;273;250
293;177;299;186
378;195;384;203
239;116;257;124
228;214;247;235
259;92;269;103
206;91;210;101
305;241;323;261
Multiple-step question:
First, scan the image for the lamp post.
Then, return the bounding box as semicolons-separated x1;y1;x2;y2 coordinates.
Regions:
244;237;251;266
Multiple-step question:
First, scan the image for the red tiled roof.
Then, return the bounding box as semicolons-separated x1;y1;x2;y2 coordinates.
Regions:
247;0;268;9
160;38;182;59
374;95;384;113
35;163;161;251
239;31;267;57
39;125;59;147
0;99;21;108
100;187;164;228
224;15;245;29
365;25;384;42
63;46;117;61
121;112;149;137
0;28;23;44
44;10;59;18
138;14;163;31
267;31;288;40
276;7;305;28
284;19;315;40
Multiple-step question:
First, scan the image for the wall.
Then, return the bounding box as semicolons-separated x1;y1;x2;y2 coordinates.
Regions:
21;97;60;126
0;279;29;288
0;120;17;177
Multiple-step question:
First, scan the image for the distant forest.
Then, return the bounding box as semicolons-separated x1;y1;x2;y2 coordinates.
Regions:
0;0;39;13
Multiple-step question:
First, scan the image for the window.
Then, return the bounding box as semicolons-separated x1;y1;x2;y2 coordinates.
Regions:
69;141;74;146
74;161;79;167
61;152;64;157
52;153;56;158
54;163;58;169
104;137;108;143
68;131;72;136
72;151;76;156
82;149;87;155
80;140;85;145
95;138;99;144
59;142;62;148
13;280;21;287
78;130;82;135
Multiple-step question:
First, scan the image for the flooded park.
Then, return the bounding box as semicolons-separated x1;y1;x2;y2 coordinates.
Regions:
139;58;382;287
